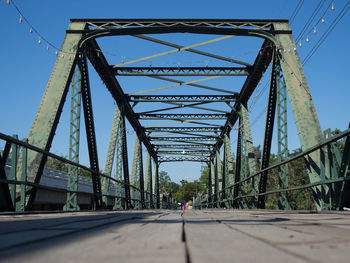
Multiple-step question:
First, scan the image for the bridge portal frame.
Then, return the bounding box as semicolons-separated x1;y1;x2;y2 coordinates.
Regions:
8;19;330;211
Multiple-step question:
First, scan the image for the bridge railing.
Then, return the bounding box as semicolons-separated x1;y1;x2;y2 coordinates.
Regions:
0;132;165;211
195;128;350;210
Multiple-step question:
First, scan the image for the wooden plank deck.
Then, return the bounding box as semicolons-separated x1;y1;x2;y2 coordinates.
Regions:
0;209;349;262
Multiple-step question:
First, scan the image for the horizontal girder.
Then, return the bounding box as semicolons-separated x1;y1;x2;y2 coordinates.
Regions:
112;67;250;76
150;137;217;141
157;151;210;156
158;156;209;163
139;113;228;120
70;18;289;32
129;95;238;102
145;126;222;132
154;144;212;149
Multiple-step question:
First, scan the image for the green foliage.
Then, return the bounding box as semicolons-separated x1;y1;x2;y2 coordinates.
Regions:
46;157;68;172
159;170;180;195
173;180;206;202
199;166;209;191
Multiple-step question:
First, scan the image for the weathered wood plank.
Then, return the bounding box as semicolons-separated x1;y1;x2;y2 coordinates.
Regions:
0;210;186;263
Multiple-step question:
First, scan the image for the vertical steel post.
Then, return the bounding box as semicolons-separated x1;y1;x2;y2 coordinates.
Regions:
0;142;14;211
241;104;258;208
222;138;227;204
215;148;221;207
257;50;278;209
113;116;123;210
139;141;145;209
233;117;242;208
64;68;82;211
273;22;327;210
145;152;153;208
103;105;122;207
17;139;28;212
224;134;234;208
79;53;103;209
240;122;249;209
9;135;18;207
131;136;141;208
152;159;157;208
208;160;213;207
155;161;160;208
276;59;291;210
121;113;131;209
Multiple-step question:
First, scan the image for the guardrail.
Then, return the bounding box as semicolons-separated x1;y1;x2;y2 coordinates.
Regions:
194;128;350;210
0;132;176;211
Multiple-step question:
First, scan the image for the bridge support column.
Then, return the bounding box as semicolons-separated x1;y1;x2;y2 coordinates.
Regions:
215;148;222;208
273;22;328;210
239;116;249;209
155;161;160;208
233;116;242;208
241;104;259;209
102;105;123;209
64;68;82;211
257;50;279;209
276;62;291;210
145;152;153;209
223;134;234;208
131;137;141;209
121;112;131;209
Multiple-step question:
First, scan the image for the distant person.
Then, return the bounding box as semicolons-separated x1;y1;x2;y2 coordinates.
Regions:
184;201;188;211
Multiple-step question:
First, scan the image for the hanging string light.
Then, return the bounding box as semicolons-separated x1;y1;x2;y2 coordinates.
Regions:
299;40;302;47
313;26;317;34
331;1;335;12
7;0;10;5
38;38;41;45
29;27;33;34
46;44;49;51
322;17;325;23
19;15;22;24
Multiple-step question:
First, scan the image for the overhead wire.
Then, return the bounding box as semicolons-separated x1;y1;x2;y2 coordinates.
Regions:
303;0;350;65
289;0;305;25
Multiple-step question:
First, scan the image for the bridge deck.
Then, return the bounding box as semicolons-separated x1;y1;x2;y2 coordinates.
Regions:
0;209;349;263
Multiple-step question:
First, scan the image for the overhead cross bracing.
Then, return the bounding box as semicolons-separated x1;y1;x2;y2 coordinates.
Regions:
2;18;343;213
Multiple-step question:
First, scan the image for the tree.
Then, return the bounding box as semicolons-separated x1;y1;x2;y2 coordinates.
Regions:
159;170;180;195
174;180;206;202
199;166;209;191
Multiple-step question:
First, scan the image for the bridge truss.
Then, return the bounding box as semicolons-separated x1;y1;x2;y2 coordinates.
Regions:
1;19;349;212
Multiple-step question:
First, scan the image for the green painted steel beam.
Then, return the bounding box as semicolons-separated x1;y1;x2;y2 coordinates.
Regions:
23;22;86;210
273;22;326;210
158;156;209;163
150;136;217;142
129;95;238;102
145;152;153;208
276;59;291;210
112;67;250;76
241;104;259;208
139;113;227;120
146;127;222;133
64;68;82;211
154;144;212;149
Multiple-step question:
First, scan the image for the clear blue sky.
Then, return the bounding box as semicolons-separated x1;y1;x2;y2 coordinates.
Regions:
1;0;349;184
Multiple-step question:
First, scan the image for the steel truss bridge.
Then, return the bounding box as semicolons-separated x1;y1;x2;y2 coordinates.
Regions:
1;18;350;215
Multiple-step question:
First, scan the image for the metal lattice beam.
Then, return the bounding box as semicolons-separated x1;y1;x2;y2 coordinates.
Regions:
113;67;250;76
158;156;209;163
129;95;238;102
146;127;222;133
139;113;227;120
